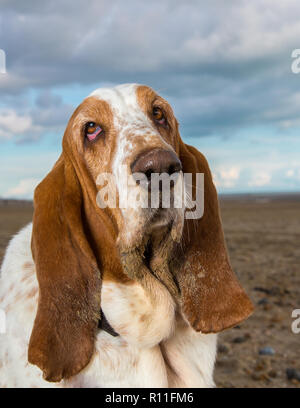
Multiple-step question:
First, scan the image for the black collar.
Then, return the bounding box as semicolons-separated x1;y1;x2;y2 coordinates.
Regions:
98;309;119;337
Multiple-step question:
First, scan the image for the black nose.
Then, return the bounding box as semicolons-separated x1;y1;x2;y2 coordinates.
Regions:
130;148;182;183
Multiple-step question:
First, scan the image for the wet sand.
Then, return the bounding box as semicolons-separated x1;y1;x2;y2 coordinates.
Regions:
216;193;300;388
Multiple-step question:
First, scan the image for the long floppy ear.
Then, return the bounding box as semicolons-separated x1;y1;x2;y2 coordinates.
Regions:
176;141;254;333
28;155;102;382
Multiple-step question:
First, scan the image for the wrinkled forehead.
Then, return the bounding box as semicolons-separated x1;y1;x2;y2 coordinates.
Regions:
88;84;155;122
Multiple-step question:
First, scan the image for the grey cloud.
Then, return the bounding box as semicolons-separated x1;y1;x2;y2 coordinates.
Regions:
32;90;73;128
0;89;73;142
0;0;300;139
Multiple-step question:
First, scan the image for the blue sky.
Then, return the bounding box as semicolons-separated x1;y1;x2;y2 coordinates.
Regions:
0;0;300;198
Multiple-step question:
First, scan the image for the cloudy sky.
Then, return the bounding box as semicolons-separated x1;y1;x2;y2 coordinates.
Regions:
0;0;300;198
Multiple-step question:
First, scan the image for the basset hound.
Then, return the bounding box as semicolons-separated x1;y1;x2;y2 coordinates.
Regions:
0;84;253;388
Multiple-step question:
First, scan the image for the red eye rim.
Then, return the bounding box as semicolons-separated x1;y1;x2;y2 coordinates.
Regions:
85;122;103;141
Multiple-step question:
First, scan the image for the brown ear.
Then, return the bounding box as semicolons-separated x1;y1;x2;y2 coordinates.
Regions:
176;141;254;333
28;155;102;382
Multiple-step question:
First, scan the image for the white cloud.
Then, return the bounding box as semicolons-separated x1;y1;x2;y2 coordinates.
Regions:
0;110;32;140
286;169;295;177
248;172;271;187
213;166;240;188
285;169;300;181
2;178;39;199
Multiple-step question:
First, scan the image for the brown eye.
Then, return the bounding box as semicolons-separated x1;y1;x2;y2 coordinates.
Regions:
153;107;166;125
85;122;103;141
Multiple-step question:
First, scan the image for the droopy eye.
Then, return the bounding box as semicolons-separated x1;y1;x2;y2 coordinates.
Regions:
85;122;103;141
152;107;166;125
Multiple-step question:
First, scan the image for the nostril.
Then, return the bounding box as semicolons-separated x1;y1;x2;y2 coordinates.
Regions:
168;165;174;175
168;162;182;175
145;169;153;181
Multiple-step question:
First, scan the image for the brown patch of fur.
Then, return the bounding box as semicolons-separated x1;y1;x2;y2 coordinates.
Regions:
139;314;149;323
172;141;254;333
26;288;38;299
117;325;128;336
23;262;33;269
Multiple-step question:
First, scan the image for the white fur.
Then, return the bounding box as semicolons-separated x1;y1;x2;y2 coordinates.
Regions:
0;224;217;388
